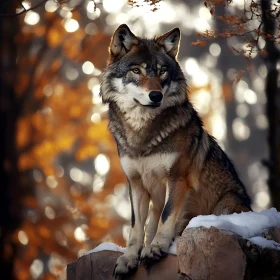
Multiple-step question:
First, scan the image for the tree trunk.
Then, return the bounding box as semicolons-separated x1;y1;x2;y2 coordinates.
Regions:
0;1;22;279
261;0;280;210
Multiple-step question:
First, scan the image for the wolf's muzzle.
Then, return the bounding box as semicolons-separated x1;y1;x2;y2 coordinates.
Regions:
149;91;163;103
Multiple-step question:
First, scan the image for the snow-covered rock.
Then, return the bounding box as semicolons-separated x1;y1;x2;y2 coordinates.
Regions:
67;209;280;280
177;226;280;280
187;208;280;250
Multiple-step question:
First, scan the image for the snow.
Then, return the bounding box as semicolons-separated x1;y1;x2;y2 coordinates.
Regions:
187;208;280;250
84;242;126;255
169;237;180;255
84;240;178;255
85;208;280;256
249;236;280;250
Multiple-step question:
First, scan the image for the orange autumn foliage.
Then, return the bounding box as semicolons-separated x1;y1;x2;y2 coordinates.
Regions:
11;3;126;280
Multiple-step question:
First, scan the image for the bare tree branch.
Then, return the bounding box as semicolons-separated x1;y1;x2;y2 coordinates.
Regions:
0;0;71;17
0;0;47;17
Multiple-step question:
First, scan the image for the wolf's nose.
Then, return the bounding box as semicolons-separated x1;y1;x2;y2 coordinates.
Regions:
149;91;163;103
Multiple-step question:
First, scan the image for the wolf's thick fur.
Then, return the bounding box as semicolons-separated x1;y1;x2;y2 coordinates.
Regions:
100;24;251;277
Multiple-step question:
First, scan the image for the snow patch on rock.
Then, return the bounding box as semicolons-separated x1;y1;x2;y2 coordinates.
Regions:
187;208;280;250
84;242;126;255
85;209;280;256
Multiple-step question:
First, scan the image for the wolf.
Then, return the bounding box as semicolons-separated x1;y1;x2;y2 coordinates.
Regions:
100;24;251;277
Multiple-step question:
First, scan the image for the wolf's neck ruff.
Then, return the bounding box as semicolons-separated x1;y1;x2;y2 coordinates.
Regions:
108;101;194;157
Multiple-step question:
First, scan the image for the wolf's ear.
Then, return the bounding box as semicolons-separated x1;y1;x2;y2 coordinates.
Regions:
109;24;138;61
156;28;181;59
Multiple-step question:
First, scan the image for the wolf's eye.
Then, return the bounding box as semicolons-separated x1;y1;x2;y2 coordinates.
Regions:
160;68;167;75
132;68;140;74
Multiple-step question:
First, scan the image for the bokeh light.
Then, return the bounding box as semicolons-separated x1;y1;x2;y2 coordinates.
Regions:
45;0;59;13
64;19;79;32
24;11;40;25
82;61;95;75
18;231;29;245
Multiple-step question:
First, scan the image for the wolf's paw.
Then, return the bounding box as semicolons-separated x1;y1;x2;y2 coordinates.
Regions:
113;254;138;278
140;244;168;265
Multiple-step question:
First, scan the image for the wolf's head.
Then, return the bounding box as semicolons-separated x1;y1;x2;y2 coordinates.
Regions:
100;24;187;118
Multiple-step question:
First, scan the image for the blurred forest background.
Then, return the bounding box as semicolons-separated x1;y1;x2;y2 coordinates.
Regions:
0;0;279;279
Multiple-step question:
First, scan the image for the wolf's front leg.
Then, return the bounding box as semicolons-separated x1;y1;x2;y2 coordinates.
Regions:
140;178;188;264
113;178;149;278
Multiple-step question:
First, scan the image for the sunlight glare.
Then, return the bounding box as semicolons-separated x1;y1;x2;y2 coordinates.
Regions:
145;2;177;24
64;19;79;33
93;68;102;76
115;199;130;220
74;227;87;242
230;0;244;8
22;1;31;9
114;184;127;196
92;175;105;193
87;7;101;20
209;43;221;57
70;167;83;182
192;89;211;115
244;89;257;104
203;54;217;68
87;1;96;12
199;6;211;20
18;230;29;245
45;1;59;12
210;114;226;141
70;167;92;185
258;36;266;49
192;71;209;87
48;253;66;277
95;154;110;176
235;80;248;103
103;0;126;13
116;13;129;24
60;7;72;18
232;118;250;141
91;113;101;123
45;206;55;219
30;259;43;279
92;85;102;104
46;176;58;189
194;18;210;32
184;58;199;76
24;11;40;25
88;77;99;90
82;61;95;75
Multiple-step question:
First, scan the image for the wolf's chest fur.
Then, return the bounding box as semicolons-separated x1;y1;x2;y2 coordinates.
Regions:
120;153;178;193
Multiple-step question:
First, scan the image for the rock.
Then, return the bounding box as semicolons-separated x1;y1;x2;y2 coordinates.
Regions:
177;227;246;280
262;227;280;243
177;226;280;280
67;227;280;280
67;250;179;280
